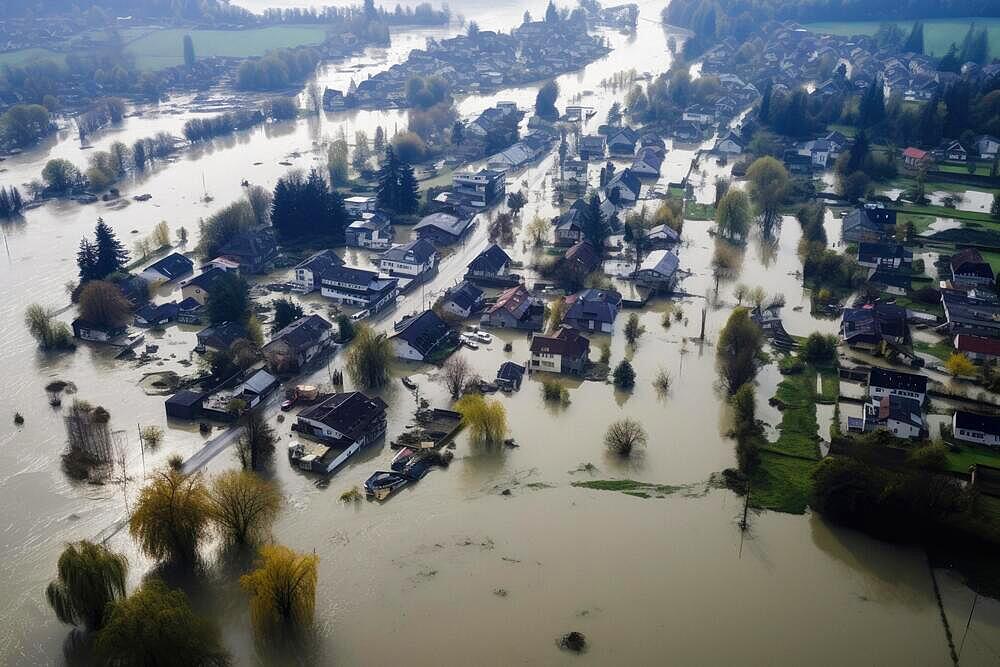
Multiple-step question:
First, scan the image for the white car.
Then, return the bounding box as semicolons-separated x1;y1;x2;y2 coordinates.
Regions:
473;330;493;343
460;334;480;350
351;309;369;321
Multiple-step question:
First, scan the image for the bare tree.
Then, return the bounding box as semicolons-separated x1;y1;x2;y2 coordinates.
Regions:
306;82;323;116
441;356;471;398
112;431;131;513
604;418;647;457
236;409;276;472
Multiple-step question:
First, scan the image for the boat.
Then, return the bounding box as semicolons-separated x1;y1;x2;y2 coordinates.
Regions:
391;447;417;471
403;457;436;481
401;376;417;390
473;330;492;343
364;471;410;500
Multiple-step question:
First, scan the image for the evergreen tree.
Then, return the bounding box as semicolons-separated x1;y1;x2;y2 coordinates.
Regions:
758;80;773;124
903;22;924;54
938;43;961;73
376;146;400;212
182;34;196;67
397;158;420;215
373;126;386;155
77;238;100;284
581;192;606;248
451;120;464;146
545;0;559;23
847;131;870;174
92;218;129;279
857;77;885;129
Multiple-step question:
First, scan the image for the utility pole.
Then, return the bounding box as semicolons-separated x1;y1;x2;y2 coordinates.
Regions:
136;423;146;477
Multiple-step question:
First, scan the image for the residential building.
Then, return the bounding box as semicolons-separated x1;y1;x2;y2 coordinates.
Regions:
134;301;180;327
379;238;439;279
71;319;126;343
954;334;1000;363
293;249;344;293
868;268;910;296
554;199;587;246
645;224;680;249
953;410;1000;448
343;195;376;216
902;146;930;169
942;290;1000;338
681;106;714;125
296;391;388;448
390;309;453;361
217;227;278;274
139;252;193;283
564;240;601;275
413;212;475;245
345;212;393;250
496;361;526;391
672;122;704;142
950;248;995;288
606;127;639;156
452;169;506;207
164;389;205;420
714;131;744;155
465;243;515;285
604;168;641;207
863;394;925;440
633;249;679;291
440;281;485;319
262;314;333;373
840;302;910;350
868;367;927;404
203;369;279;414
195;321;248;353
176;297;206;325
579;135;606;160
180;267;229;306
529;325;591;375
938;139;968;162
974;135;1000;158
319;265;399;313
562;288;622;333
857;243;912;269
481;284;545;330
841;204;897;243
630;146;664;178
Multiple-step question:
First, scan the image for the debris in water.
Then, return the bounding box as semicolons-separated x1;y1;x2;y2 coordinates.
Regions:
340;486;362;503
500;488;512;496
558;631;587;653
493;588;508;597
13;412;24;425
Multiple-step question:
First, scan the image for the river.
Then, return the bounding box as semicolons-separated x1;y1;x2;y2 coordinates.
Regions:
1;1;999;664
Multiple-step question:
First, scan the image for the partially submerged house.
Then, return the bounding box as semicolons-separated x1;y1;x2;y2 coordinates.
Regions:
645;224;680;249
390;309;453;361
195;321;248;353
857;243;912;270
529;325;591;375
633;249;679;292
481;284;544;330
295;391;388;449
293;249;344;293
318;265;399;313
262;314;333;373
180;267;229;305
840;302;909;350
868;367;927;404
452;169;506;207
604;168;641;208
579;134;606;160
72;319;127;343
496;361;525;391
555;199;587;246
953;410;1000;448
950;248;995;288
863;394;925;440
345;212;393;250
564;240;601;275
465;243;516;286
378;238;439;279
134;301;180;327
841;204;897;243
139;252;193;284
942;290;1000;338
414;212;475;245
440;281;485;319
606;126;639;156
217;227;278;274
562;288;622;333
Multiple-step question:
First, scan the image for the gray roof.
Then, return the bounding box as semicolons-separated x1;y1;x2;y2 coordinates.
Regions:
467;243;511;274
144;252;193;281
296;249;344;273
414;212;473;239
381;238;438;265
638;249;679;277
391;309;451;357
265;314;332;353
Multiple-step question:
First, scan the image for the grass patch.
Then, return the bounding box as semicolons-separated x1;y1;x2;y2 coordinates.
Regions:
804;18;1000;58
685;202;715;221
914;339;954;362
819;369;840;404
933;163;994;177
888;293;945;318
943;442;1000;475
123;25;328;71
749;452;818;515
766;366;823;460
979;250;1000;274
894;203;997;225
826;123;857;138
0;47;65;67
572;479;683;496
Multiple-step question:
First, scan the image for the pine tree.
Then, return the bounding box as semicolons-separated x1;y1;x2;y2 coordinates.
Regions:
376;146;400;212
758;79;772;123
77;238;100;283
397;158;420;214
903;21;924;54
92;218;129;279
183;34;196;68
581;192;606;248
373;126;385;156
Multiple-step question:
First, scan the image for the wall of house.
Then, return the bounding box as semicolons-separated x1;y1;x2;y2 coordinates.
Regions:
870;386;925;404
530;351;561;372
391;338;424;361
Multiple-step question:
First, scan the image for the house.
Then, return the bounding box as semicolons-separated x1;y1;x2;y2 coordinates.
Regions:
798;138;838;168
640;132;665;149
646;224;680;249
139;252;193;283
293;249;344;293
452;169;506;207
564;240;602;275
902;146;930;169
202;257;240;274
529;325;591;375
868;268;910;296
954;334;1000;362
579;135;606;160
681;106;714;125
318;265;399;313
440;281;485;319
322;87;345;110
863;394;925;440
606;127;639;156
296;391;388;449
496;361;525;391
180;267;229;305
633;249;679;291
840;302;910;350
782;149;813;174
379;238;439;279
555;200;587;246
345;212;393;250
630;147;664;178
195;321;248;353
217;227;278;274
562;159;588;184
942;290;1000;338
857;243;912;269
953;410;1000;448
413;212;474;245
562;288;622;333
938;139;968;162
262;314;333;373
134;301;180;327
604;168;641;207
714;131;744;155
868;366;927;404
164;389;205;420
950;249;995;288
343;195;376;216
465;243;515;285
481;284;545;330
841;205;897;243
975;135;1000;158
672;122;704;142
176;297;206;324
486;143;536;171
225;369;280;411
390;309;453;361
71;318;126;343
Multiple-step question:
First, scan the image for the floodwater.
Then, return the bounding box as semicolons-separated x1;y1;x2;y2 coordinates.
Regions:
2;1;999;664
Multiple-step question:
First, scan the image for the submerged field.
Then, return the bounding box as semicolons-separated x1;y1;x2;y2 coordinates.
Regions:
805;17;1000;57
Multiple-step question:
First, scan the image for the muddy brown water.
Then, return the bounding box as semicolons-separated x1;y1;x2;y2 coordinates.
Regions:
2;2;999;663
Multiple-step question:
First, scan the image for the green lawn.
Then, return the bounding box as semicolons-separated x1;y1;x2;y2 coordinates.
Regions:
979;250;1000;274
765;366;824;460
750;452;818;515
914;339;954;362
124;25;328;71
889;294;945;318
685;202;715;221
934;163;995;177
805;17;1000;58
0;47;65;66
895;203;996;225
944;441;1000;475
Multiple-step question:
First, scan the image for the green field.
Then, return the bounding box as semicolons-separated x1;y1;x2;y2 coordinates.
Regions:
0;47;65;66
123;25;328;71
805;17;1000;58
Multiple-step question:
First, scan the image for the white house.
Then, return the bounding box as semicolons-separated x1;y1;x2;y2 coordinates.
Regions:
343;195;376;216
714;131;744;155
953;410;1000;448
864;394;924;440
868;367;927;404
975;135;1000;158
293;250;344;293
378;238;438;279
389;310;452;361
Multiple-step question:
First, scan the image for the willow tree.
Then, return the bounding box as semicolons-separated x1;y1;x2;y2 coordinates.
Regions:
345;325;392;389
746;156;789;229
715;188;752;241
46;541;128;633
240;545;318;638
94;579;229;666
208;470;282;546
454;394;507;444
129;469;211;565
716;307;764;395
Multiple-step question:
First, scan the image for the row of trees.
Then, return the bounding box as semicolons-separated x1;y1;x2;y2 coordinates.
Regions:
183;108;266;142
235;47;322;91
375;146;420;215
272;168;351;241
0;185;24;217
